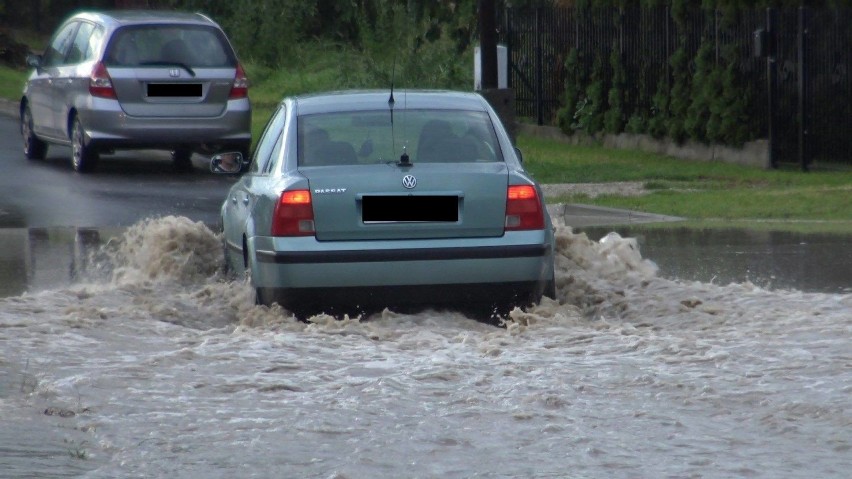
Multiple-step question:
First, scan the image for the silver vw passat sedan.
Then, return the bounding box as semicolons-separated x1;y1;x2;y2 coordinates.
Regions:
211;90;556;320
21;11;251;172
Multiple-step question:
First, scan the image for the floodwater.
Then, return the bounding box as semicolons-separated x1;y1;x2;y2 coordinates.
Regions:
582;226;852;294
0;216;850;478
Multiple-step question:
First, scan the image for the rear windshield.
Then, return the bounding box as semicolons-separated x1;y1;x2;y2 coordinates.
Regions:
104;25;235;68
298;109;502;167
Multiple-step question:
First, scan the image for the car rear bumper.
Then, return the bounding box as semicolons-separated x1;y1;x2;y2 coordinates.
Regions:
257;281;545;318
246;230;555;314
78;98;251;150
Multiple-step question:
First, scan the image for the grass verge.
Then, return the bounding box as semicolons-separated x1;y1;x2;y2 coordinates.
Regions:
519;136;852;233
0;66;27;102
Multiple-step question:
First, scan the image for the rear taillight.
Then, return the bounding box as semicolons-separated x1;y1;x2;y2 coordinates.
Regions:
271;189;315;236
505;185;544;231
229;63;249;99
89;62;116;99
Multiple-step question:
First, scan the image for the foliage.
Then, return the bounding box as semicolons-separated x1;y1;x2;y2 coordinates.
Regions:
0;64;27;100
647;76;670;138
577;53;607;135
551;0;847;148
1;0;480;81
625;60;653;134
665;45;690;143
603;47;625;134
716;44;757;145
684;39;717;143
556;48;584;135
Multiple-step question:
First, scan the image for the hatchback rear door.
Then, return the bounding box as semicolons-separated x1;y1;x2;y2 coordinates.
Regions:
103;24;237;118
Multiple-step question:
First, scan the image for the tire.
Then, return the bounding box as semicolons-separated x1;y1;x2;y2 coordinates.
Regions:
218;220;234;277
21;105;48;160
543;272;557;300
71;117;98;173
172;149;193;172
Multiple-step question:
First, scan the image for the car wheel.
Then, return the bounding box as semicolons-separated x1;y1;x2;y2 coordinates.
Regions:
71;117;98;173
543;271;557;300
218;221;233;277
172;149;193;172
21;105;48;160
255;287;269;306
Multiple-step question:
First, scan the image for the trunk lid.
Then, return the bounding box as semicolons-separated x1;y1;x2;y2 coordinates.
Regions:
303;163;509;241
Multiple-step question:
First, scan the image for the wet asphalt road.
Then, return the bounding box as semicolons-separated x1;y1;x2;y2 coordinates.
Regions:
0;114;237;229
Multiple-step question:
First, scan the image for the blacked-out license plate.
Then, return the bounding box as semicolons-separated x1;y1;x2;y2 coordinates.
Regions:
362;196;458;222
147;83;202;97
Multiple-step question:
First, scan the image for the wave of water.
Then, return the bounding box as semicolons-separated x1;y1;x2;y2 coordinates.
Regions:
0;216;849;478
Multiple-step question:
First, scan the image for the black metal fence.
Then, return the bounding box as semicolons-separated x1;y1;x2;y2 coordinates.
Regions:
502;6;851;166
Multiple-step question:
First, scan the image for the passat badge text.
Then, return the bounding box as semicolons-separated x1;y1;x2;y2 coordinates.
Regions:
314;188;347;194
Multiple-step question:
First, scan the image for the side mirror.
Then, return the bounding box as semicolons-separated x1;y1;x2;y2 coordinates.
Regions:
514;146;524;164
210;151;248;174
26;54;42;70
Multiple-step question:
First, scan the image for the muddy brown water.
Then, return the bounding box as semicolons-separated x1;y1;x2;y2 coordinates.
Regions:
0;217;849;478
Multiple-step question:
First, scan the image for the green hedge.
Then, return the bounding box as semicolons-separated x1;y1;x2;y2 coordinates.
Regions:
555;3;768;146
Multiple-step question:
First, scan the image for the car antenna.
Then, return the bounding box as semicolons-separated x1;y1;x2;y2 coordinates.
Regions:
389;60;410;167
399;88;410;166
388;59;395;106
389;59;396;157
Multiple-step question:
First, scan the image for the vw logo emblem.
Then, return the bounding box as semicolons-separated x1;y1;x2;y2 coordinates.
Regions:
402;175;417;189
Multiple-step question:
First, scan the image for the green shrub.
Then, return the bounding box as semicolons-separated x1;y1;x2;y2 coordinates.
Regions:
685;40;717;143
577;53;607;135
604;47;626;134
716;44;755;146
666;45;690;143
556;48;584;135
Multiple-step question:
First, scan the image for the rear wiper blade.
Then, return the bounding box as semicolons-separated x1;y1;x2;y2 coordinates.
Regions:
138;61;196;78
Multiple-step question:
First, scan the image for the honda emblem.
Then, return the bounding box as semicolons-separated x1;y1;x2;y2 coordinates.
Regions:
169;68;180;78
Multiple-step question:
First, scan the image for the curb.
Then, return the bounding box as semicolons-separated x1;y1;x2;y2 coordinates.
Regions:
547;203;683;228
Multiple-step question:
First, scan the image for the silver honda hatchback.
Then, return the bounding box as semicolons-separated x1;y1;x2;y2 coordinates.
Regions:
20;11;251;172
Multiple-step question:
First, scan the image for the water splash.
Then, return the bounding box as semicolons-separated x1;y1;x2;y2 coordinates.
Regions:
105;215;223;285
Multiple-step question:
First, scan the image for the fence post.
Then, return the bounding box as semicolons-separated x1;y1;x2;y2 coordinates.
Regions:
714;9;720;66
665;6;671;84
766;7;778;169
506;8;513;90
798;6;810;171
535;7;544;126
479;0;498;90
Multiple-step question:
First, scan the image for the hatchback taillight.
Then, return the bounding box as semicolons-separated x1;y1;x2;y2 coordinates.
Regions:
229;63;249;99
505;185;544;231
89;62;116;99
272;189;315;236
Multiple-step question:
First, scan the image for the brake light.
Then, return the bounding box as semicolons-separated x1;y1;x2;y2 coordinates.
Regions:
89;62;116;99
505;185;544;231
272;189;315;236
229;63;249;99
